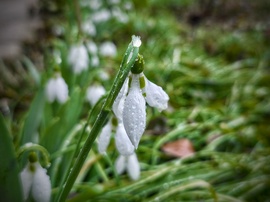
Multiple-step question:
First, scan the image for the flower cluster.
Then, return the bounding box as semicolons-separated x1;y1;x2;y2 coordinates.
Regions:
114;54;169;149
97;36;169;180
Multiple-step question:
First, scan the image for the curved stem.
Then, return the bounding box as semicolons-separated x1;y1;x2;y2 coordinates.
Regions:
57;37;140;202
17;143;50;167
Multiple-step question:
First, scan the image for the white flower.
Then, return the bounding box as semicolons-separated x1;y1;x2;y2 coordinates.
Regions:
86;85;106;106
99;71;109;81
97;120;112;154
89;0;102;10
82;21;96;36
20;162;51;202
68;44;89;74
86;42;99;67
115;73;169;149
124;2;133;10
115;153;140;181
90;55;100;67
86;41;98;54
108;0;120;4
92;9;111;23
45;74;68;104
112;7;128;23
99;41;117;57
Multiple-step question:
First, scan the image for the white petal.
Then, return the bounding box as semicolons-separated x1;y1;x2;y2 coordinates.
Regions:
115;122;134;156
127;153;140;180
20;163;33;201
113;78;129;120
115;155;126;175
145;77;169;111
45;78;56;103
86;85;106;106
32;163;51;202
123;74;146;148
55;76;69;104
97;121;112;154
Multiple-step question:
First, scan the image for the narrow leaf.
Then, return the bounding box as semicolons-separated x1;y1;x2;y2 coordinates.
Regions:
0;113;23;202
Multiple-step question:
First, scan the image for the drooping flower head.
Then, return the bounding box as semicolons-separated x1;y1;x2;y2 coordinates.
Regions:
115;153;140;181
68;44;89;74
99;41;117;57
45;73;69;104
86;84;106;106
20;152;51;202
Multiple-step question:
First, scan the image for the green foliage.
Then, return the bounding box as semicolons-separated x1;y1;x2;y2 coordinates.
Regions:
0;114;23;202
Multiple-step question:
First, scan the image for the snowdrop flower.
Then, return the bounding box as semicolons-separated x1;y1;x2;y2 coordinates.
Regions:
87;41;98;54
20;153;51;202
115;153;140;180
99;70;110;81
82;20;96;36
124;2;133;10
86;84;106;106
68;44;89;74
108;0;120;4
89;0;102;10
92;9;111;23
97;119;112;154
86;41;100;67
99;41;117;57
113;53;169;149
90;55;100;67
45;73;68;104
112;7;129;23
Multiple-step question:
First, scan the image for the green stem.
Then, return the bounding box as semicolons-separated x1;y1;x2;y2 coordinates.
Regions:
57;37;140;202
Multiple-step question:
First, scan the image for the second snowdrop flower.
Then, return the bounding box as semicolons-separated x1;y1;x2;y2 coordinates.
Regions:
115;153;140;181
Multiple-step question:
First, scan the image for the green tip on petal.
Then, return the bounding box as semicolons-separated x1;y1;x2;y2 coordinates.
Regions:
139;76;145;89
131;54;144;74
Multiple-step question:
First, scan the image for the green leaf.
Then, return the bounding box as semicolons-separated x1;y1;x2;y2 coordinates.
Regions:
21;88;45;144
0;113;23;202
